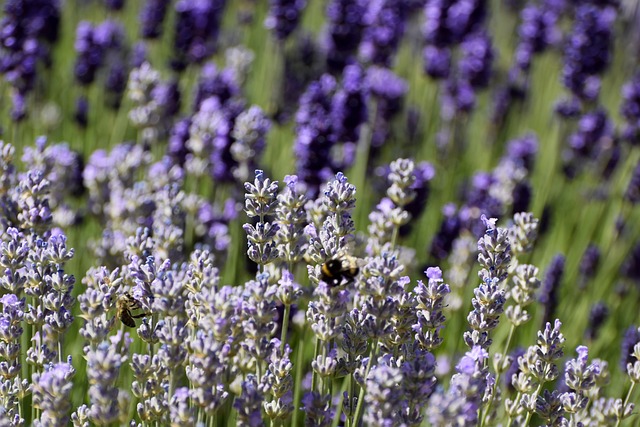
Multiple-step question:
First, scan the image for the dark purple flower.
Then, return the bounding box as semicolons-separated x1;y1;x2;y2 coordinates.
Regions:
514;3;559;72
506;133;538;171
539;254;565;327
423;0;487;48
563;109;615;177
459;31;493;88
140;0;171;39
621;243;640;285
504;346;525;391
429;204;461;260
359;0;409;66
325;0;367;72
562;4;616;101
584;301;608;341
193;63;241;112
578;244;600;288
423;45;451;79
104;0;124;10
265;0;306;41
168;118;191;166
104;60;127;109
131;41;147;68
74;96;89;127
294;74;338;194
620;326;640;370
625;160;640;204
0;0;60;105
621;73;640;145
171;0;226;71
331;63;368;145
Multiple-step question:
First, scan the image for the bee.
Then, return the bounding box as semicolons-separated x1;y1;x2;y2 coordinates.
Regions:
116;293;148;328
320;255;361;287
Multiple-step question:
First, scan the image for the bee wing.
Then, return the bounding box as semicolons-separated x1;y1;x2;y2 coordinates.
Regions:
121;313;136;328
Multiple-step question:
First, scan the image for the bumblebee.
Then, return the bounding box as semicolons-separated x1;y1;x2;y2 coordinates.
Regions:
116;293;148;328
320;256;361;287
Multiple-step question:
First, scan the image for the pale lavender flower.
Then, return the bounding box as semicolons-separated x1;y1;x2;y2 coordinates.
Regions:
363;355;405;426
244;170;280;269
169;387;194;425
428;346;490;426
32;359;75;427
275;175;308;267
86;334;131;424
412;267;450;351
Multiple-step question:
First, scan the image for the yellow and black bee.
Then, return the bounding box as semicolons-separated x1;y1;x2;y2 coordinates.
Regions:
320;255;361;287
116;293;148;327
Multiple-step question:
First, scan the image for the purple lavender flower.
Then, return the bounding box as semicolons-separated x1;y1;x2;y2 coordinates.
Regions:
294;74;338;194
567;109;614;159
459;31;494;88
140;0;171;39
514;3;559;72
584;301;608;341
578;244;600;288
332;63;368;146
32;360;75;427
562;4;616;101
86;334;131;424
412;267;450;350
325;0;367;72
104;0;125;10
171;0;226;71
428;346;490;426
359;0;408;66
621;73;640;145
621;327;640;377
265;0;306;41
231;106;271;183
74;96;89;127
193;62;241;112
625;160;640;204
366;66;408;148
539;254;565;327
423;45;451;79
0;0;60;118
429;203;461;260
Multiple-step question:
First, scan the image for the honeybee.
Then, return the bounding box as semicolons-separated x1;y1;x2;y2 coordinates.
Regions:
116;293;148;327
320;255;362;287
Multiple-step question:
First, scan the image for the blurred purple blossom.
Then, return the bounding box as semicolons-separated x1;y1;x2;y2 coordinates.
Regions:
140;0;171;39
325;0;367;72
359;0;408;66
265;0;306;41
171;0;226;71
562;4;616;102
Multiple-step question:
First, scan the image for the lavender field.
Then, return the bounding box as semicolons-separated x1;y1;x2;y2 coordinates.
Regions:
1;0;640;425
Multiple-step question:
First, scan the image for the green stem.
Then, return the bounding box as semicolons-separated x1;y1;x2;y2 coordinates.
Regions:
352;340;379;427
280;304;290;353
480;322;516;427
523;382;544;427
311;338;320;392
614;382;636;427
